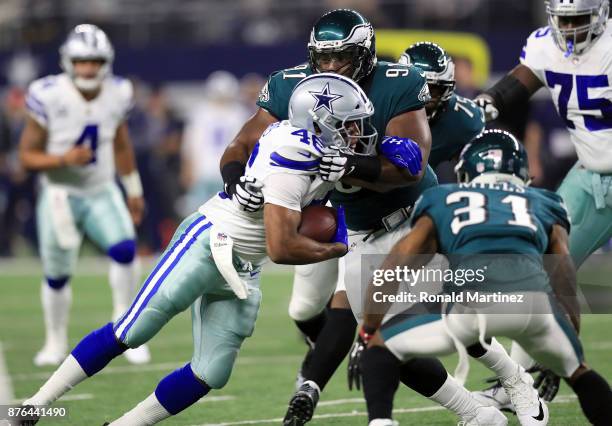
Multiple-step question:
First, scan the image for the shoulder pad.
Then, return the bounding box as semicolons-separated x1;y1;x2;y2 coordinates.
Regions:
26;75;59;126
106;76;134;118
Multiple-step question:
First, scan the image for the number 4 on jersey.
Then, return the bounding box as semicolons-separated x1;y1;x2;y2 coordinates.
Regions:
75;124;98;164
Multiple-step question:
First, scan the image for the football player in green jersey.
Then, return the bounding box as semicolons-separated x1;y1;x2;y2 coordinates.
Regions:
399;42;485;168
353;130;612;426
472;0;612;407
281;40;487;424
218;9;489;426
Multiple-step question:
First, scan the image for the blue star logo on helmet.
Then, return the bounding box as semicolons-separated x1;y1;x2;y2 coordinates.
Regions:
309;83;343;114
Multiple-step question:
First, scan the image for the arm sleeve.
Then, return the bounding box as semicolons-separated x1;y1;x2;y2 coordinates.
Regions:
116;78;135;121
262;172;311;211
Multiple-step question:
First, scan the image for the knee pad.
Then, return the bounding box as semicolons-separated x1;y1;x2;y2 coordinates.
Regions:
46;276;70;290
71;322;127;376
155;363;210;415
107;239;136;264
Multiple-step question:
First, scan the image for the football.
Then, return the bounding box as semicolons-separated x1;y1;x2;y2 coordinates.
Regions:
298;205;338;243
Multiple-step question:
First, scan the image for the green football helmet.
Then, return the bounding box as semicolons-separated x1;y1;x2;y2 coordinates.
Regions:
399;42;455;119
455;129;530;185
308;9;376;82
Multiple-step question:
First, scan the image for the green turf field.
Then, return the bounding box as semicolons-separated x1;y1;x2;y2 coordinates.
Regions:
0;269;609;425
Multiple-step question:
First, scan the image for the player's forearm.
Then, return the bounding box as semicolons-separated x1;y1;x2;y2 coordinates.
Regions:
546;255;580;331
268;235;346;265
20;149;64;171
114;145;137;176
345;156;423;192
480;65;542;115
219;108;277;172
114;126;138;176
220;140;251;171
358;109;432;190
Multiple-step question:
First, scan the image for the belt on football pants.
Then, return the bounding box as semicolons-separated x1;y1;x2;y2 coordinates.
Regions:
362;206;412;242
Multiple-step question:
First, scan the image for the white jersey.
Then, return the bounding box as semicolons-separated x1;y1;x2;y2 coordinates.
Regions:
521;21;612;173
26;73;133;194
199;121;333;264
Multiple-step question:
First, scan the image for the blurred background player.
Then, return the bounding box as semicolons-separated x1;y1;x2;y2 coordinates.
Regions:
473;0;612;407
19;24;150;366
181;71;249;215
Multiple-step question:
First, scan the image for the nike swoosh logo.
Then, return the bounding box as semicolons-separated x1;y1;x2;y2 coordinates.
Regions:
532;401;545;421
346;165;356;175
298;151;312;158
250;270;260;277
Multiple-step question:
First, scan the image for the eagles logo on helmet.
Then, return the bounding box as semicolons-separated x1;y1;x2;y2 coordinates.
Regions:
308;9;377;82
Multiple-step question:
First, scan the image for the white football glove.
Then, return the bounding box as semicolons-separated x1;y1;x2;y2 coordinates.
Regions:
231;176;264;212
319;146;349;183
474;95;500;122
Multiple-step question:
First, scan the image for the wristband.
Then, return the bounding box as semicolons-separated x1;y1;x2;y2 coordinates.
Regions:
121;171;143;198
221;161;246;195
359;326;376;344
345;155;382;182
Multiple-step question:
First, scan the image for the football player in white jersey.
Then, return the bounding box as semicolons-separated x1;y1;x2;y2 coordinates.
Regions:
473;0;612;412
19;24;150;366
19;73;363;426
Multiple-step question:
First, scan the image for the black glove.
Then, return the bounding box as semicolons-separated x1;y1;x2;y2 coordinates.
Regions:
228;175;264;213
222;161;264;213
528;365;560;402
347;327;375;391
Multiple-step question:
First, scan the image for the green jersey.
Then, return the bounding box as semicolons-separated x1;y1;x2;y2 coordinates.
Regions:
411;181;570;292
429;95;485;168
257;61;436;230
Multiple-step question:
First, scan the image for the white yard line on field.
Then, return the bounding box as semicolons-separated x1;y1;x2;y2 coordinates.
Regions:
0;342;14;404
11;355;301;382
10;393;94;404
197;396;236;404
193;395;578;426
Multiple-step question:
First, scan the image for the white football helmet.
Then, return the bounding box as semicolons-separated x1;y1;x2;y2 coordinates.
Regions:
60;24;114;91
288;73;377;155
546;0;609;55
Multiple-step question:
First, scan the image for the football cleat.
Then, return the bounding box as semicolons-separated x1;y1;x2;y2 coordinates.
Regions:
501;367;549;426
17;404;40;426
462;406;508;426
123;344;151;365
472;380;514;413
33;345;66;367
283;380;320;426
